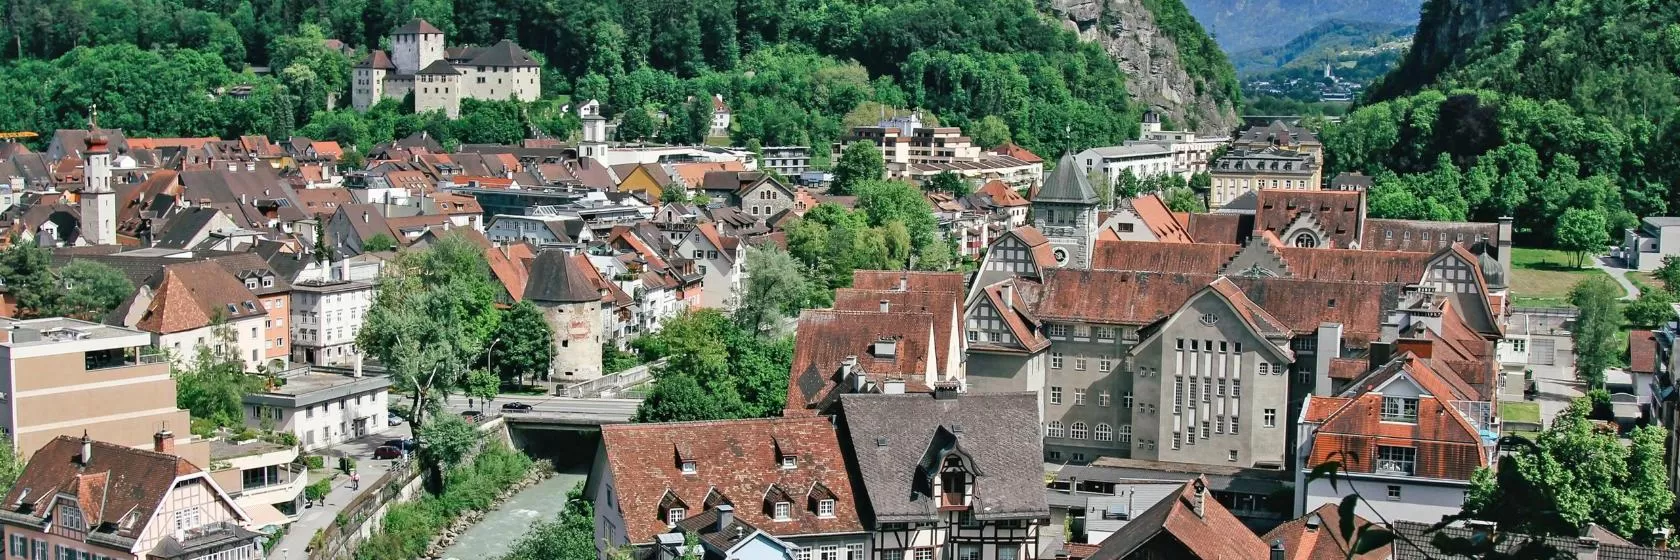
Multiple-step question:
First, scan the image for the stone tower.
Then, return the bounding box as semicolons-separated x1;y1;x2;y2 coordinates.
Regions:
1142;110;1162;133
352;50;394;111
80;110;116;246
1032;152;1099;269
414;60;462;118
390;18;444;76
579;99;608;164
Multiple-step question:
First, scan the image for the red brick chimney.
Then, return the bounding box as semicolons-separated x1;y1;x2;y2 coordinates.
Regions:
154;429;175;456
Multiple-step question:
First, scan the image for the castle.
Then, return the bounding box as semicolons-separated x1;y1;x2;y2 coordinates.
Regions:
351;19;541;118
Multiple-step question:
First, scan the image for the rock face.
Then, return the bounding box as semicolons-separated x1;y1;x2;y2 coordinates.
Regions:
1046;0;1240;135
1366;0;1536;101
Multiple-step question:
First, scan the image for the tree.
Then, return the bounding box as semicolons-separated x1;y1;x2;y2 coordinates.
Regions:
630;309;790;422
53;260;134;321
1656;255;1680;294
735;246;811;336
659;185;691;203
969;115;1012;148
617;106;655;141
496;482;597;560
1555;208;1609;269
1161;186;1206;213
602;344;641;374
488;302;554;387
831;141;885;196
925;171;969;196
465;369;499;407
1624;289;1675;328
361;233;398;253
0;435;23;497
1464;399;1675;540
417;416;479;474
1569;278;1622;389
174;322;261;429
1089;169;1113;209
633;372;730;423
0;241;57;318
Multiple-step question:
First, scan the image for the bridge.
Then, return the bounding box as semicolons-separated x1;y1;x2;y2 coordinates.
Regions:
447;397;640;469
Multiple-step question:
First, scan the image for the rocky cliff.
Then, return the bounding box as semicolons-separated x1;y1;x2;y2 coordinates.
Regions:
1046;0;1241;135
1365;0;1537;101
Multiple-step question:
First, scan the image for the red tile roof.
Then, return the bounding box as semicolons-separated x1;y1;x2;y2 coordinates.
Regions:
1254;190;1364;248
976;180;1030;207
1127;194;1194;243
1630;329;1661;375
850;270;966;297
135;261;266;334
1260;503;1388;560
1089;477;1269;560
1091;240;1238;274
786;309;936;415
1363;219;1498;253
989;141;1042;164
599;416;865;545
1187;213;1251;245
2;436;220;542
1274;246;1432;283
1307;354;1489;481
834;289;960;377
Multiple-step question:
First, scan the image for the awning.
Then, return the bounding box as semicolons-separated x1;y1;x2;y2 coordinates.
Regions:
241;502;293;528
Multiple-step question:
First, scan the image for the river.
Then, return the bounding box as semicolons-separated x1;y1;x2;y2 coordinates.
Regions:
438;468;587;560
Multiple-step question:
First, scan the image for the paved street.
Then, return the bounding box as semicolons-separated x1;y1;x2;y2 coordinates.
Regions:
1593;255;1641;300
265;424;412;560
439;393;642;420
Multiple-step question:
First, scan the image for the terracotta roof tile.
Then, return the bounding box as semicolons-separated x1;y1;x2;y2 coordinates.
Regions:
1091;240;1238;274
1273;246;1431;282
1126;194;1194;243
600;416;864;545
850;270;965;296
671;161;744;188
1254;190;1364;248
1260;503;1388;560
1308;354;1491;481
1187;213;1252;245
834;289;960;377
786;309;936;415
2;436;219;541
1328;358;1369;380
1089;477;1269;560
975;180;1030;207
1630;329;1661;375
135;261;266;334
1363;219;1498;253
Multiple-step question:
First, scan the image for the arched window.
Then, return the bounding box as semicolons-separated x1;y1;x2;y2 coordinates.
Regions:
1046;421;1065;438
1095;423;1113;442
1293;232;1317;248
1119;425;1132;443
1070;422;1089;440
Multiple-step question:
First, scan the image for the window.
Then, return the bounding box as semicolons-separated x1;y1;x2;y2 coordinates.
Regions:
1377;446;1417;476
1228;450;1239;462
1046;421;1065;438
1099;356;1112;372
1074;389;1086;405
1095;423;1113;442
1050;353;1063;369
1075;357;1087;371
680;460;697;474
1095;327;1115;340
997;547;1018;560
1199;313;1219;326
848;544;865;560
1050;386;1062;405
914;550;934;560
817;499;835;517
57;503;85;532
1122;391;1133;409
1382;397;1419;422
667;507;686;526
1070;422;1088;440
1215;415;1224;434
1201;422;1210;439
1172;431;1181;449
774;502;792;520
957;544;981;560
1264;409;1277;427
1231;416;1239;434
1174;376;1184;412
172;507;202;534
1047;324;1068;338
1119;425;1132;443
1099;390;1111;407
882;551;905;560
1232;379;1241;397
1387;485;1403;501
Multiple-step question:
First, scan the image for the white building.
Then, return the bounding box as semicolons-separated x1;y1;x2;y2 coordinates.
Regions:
111;260;272;372
1074;144;1176;188
485;207;590;246
243;371;392;452
676;223;743;310
351;19;541;117
1126;111;1230;178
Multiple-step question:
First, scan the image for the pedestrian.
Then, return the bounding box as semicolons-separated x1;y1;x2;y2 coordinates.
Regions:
351;471;360;491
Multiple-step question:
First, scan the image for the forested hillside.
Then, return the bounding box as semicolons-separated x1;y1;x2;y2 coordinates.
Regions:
1181;0;1422;52
1322;0;1680;247
1231;20;1411;77
0;0;1236;160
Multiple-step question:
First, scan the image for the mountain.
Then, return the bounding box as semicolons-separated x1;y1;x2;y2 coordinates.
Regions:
1181;0;1424;52
1229;20;1413;77
1045;0;1241;133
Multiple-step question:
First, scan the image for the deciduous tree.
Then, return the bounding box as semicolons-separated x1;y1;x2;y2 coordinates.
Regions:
488;301;554;387
1556;208;1609;269
831;141;884;196
1569;278;1622;389
53;260;134;321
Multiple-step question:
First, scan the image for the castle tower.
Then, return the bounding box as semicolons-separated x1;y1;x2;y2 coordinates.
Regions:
391;18;445;76
414;60;462;118
579;99;608;164
1031;152;1099;269
352;50;395;112
80;109;116;246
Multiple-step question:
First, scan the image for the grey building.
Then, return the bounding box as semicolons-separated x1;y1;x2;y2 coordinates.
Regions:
838;390;1050;560
760;146;812;178
1032;153;1099;269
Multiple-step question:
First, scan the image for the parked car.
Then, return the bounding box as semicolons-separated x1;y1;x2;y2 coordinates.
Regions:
387;412;404;426
372;445;402;460
500;402;533;412
383;438;417;452
461;410;485;423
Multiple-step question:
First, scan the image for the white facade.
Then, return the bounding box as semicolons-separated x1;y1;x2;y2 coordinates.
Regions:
1298;474;1470;525
678;230;742;310
1075;145;1176;188
244;376;391;452
485;213;586;246
79;142;116;246
290;280;375;367
158;315;271;372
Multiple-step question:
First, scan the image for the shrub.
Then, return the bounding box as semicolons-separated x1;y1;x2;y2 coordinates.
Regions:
304;455;326;469
353;444;533;560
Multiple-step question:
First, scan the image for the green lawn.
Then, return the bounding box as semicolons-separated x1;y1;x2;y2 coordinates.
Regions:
1499;401;1541;425
1508;247;1616;307
1630;271;1661;291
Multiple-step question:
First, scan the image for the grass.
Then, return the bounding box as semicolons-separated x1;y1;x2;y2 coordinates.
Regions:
1508;247;1618;307
1499;401;1542;425
1630;271;1661;291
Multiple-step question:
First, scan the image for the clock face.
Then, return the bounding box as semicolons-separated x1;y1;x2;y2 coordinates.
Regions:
1053;248;1068;264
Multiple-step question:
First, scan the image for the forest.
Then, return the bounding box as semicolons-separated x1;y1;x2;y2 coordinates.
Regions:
1323;0;1680;245
0;0;1229;160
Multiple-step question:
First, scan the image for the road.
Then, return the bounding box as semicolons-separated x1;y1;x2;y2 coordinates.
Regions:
266;424;413;560
438;394;641;420
1594;255;1641;300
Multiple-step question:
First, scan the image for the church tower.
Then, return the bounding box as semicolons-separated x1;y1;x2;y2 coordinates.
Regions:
80;109;116;246
1032;153;1099;269
579;99;608;164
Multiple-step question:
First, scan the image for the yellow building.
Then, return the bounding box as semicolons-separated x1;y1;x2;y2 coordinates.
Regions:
613;162;673;202
1208;147;1322;208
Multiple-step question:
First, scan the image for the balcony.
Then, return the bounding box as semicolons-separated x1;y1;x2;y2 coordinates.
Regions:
237;464;307;502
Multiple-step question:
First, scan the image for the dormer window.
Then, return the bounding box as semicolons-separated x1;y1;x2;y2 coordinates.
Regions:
817;499;835;518
774;502;791;521
659;490;689;526
1382;396;1419;423
667;507;686;526
245;278;259;289
781;456;797;469
262;277;275;288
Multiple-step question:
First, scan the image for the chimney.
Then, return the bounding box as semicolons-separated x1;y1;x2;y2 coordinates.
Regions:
1468;520;1495;543
1575;537;1599;560
362;211;369;223
79;431;92;465
845;356;866;392
1269;540;1285;560
1313;322;1343;397
883;379;906;395
1655;528;1671;550
1001;282;1015;310
714;504;734;532
226;161;237;172
1497;216;1514;284
879;299;891;313
934;381;959;400
897;275;908;291
154;428;175;456
1191;478;1206;518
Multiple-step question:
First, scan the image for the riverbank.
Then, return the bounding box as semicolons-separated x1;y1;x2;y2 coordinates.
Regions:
352;444;537;560
435;468;587;559
426;462;558;558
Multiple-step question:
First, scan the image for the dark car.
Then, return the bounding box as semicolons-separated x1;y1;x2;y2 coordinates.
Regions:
461;410;485;422
500;402;533;412
372;445;402;460
383;438;417;452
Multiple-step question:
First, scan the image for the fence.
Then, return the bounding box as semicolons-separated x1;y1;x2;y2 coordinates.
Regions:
560;357;665;397
1508;306;1580;318
306;460;423;560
